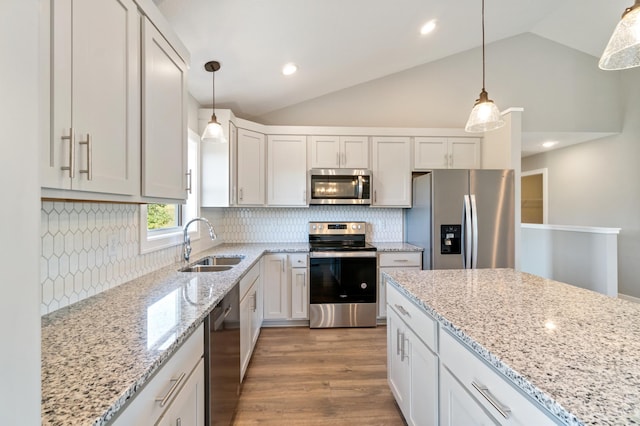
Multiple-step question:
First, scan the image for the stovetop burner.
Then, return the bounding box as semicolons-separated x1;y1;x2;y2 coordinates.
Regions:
308;221;377;252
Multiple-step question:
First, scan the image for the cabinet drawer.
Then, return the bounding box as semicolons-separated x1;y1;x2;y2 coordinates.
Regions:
289;253;308;268
111;323;204;425
239;262;260;300
379;252;422;267
386;283;437;353
440;330;557;425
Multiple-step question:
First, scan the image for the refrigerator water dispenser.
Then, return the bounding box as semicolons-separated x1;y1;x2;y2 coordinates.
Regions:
440;225;461;254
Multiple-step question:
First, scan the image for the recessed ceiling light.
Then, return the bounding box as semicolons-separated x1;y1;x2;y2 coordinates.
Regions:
420;19;437;35
282;63;298;76
542;141;558;148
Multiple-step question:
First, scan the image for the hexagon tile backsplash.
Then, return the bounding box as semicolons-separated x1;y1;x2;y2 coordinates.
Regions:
40;202;404;315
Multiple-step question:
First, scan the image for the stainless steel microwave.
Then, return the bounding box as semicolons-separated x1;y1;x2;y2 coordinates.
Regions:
308;169;371;205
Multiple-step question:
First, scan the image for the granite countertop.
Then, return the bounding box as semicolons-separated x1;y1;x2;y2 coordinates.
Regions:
384;268;640;425
41;243;308;426
372;242;423;252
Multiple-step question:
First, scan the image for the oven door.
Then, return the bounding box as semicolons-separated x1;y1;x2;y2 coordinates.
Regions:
309;251;377;304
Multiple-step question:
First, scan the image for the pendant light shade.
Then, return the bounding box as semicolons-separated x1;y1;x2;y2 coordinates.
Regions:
599;0;640;70
201;60;227;143
465;0;504;133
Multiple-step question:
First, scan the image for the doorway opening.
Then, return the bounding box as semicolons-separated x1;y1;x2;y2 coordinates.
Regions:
521;168;548;224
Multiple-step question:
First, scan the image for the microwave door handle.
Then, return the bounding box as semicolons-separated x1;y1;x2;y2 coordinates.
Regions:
357;176;364;199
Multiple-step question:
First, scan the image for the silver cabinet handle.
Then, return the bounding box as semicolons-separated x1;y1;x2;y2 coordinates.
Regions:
471;381;511;419
176;418;182;426
186;169;192;193
336;152;340;166
374;190;377;203
396;328;402;356
60;128;75;178
251;292;257;311
394;304;411;318
401;335;409;362
393;259;409;263
78;133;92;180
156;372;186;407
239;188;244;201
303;190;306;204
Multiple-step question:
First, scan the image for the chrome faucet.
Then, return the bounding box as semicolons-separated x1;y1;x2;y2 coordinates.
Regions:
183;217;217;262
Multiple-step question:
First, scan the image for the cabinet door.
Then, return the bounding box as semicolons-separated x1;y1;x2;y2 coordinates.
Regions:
237;129;265;205
414;137;448;170
309;135;340;168
378;265;421;318
449;138;480;169
47;0;140;194
262;254;289;319
156;358;205;426
371;137;411;207
240;287;253;381
387;308;410;414
290;267;308;320
440;366;498;426
142;18;188;200
267;135;307;206
340;136;369;169
407;327;439;426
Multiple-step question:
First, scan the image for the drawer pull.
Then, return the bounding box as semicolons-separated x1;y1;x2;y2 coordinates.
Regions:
471;381;511;419
156;372;186;407
394;304;411;318
393;259;409;262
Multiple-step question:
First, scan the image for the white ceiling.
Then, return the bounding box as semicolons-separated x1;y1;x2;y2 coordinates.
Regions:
156;0;630;154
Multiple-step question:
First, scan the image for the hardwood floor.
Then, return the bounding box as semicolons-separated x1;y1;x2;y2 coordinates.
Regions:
234;326;406;426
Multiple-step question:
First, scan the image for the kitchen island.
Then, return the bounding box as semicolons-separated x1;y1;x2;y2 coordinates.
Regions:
384;268;640;425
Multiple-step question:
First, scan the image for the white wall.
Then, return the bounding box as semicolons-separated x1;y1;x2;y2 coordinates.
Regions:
522;67;640;298
256;33;622;135
0;1;41;424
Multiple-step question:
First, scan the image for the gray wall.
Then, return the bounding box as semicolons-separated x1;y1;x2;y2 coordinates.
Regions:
523;67;640;298
257;33;622;135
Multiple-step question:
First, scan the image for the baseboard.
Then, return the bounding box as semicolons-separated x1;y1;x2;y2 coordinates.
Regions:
618;293;640;304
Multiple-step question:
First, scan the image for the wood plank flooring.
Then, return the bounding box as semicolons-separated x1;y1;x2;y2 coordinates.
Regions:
234;326;406;426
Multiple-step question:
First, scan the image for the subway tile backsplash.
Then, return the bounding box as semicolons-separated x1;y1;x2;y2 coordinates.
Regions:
41;202;403;315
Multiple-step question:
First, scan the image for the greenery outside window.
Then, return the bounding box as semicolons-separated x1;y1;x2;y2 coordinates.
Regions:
140;129;200;253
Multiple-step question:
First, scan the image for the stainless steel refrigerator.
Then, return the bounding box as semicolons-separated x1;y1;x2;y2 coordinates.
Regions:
405;170;515;270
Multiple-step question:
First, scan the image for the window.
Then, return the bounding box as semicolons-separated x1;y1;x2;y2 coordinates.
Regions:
140;129;200;253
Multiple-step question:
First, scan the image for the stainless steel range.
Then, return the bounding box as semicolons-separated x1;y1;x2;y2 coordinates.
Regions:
308;221;377;328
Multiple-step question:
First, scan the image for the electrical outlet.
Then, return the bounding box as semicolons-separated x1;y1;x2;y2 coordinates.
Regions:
108;234;118;257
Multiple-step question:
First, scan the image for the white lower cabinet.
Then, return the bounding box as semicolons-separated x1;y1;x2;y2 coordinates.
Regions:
262;253;308;323
387;283;559;426
378;252;422;318
111;324;204;425
387;299;438;426
240;262;262;381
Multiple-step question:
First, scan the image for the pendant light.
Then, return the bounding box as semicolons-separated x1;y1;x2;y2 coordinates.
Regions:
599;0;640;70
201;60;226;143
465;0;504;133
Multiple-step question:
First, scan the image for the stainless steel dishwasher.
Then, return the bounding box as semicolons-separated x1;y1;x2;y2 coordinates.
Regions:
205;283;240;426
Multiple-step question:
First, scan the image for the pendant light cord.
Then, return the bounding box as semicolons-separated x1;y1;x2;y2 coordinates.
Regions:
482;0;486;92
212;67;216;111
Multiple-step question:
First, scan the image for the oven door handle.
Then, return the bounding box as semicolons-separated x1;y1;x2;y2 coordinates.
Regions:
310;251;377;258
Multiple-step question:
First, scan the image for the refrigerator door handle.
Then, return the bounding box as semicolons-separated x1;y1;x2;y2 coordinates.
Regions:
470;194;479;269
462;195;473;269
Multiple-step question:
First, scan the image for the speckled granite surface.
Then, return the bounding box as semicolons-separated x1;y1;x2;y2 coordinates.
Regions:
384;268;640;426
372;242;423;252
41;243;308;426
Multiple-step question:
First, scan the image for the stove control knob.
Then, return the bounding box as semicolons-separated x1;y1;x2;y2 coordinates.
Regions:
311;224;316;230
319;225;323;230
351;224;356;230
357;224;362;230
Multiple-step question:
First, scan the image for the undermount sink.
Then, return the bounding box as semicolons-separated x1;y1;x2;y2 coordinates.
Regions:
179;255;244;272
180;264;233;273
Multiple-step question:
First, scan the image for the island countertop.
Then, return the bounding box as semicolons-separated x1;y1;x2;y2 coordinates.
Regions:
384;268;640;425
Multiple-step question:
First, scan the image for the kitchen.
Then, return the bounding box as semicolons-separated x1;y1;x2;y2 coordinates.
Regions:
4;0;640;425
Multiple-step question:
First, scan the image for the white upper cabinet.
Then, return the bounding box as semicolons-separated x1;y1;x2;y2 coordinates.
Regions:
371;137;412;207
44;0;140;195
237;128;265;206
414;137;480;170
267;135;307;207
309;135;369;169
141;17;188;200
